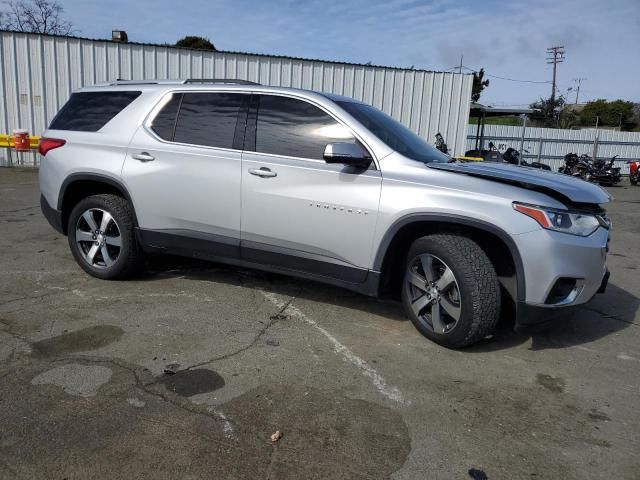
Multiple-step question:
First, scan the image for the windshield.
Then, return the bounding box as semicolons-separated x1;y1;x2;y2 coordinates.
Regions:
337;101;450;164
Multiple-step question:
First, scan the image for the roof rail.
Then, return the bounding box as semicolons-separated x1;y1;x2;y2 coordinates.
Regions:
183;78;260;85
109;79;161;86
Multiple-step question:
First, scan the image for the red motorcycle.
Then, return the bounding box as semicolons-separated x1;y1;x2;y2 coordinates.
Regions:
629;160;639;186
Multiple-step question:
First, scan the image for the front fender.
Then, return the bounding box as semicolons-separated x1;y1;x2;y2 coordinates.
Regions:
373;213;526;304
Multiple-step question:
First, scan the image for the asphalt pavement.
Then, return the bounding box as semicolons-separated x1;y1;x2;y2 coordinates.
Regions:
1;168;638;479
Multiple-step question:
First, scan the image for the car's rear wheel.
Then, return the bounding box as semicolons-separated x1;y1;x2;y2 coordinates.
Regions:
401;234;500;348
68;194;143;279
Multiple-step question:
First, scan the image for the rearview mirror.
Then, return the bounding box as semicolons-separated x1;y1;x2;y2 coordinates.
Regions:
323;143;371;168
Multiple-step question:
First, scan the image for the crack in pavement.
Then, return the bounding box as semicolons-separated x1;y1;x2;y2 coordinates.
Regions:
47;354;261;449
583;306;639;326
0;318;32;363
0;291;65;310
0;205;39;215
183;296;295;371
259;290;407;405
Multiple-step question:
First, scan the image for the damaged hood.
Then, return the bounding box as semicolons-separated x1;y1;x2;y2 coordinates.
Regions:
428;162;611;205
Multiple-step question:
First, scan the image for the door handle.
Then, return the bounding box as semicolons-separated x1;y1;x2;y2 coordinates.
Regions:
248;167;277;178
132;152;155;162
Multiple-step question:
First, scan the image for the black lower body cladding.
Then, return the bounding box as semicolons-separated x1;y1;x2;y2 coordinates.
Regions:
40;195;64;234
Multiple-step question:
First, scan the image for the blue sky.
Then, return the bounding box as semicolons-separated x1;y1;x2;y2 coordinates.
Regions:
60;0;639;106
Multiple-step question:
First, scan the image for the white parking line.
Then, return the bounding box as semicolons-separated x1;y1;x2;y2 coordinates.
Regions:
260;291;406;405
209;408;235;439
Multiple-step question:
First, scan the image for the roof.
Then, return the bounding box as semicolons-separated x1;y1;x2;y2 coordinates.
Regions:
79;80;363;103
0;29;464;76
470;102;534;117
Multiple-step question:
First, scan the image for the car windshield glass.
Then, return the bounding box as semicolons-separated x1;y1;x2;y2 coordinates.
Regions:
337;101;449;164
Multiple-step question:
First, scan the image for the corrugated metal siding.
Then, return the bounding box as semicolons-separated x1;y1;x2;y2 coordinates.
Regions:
0;30;473;166
466;124;640;174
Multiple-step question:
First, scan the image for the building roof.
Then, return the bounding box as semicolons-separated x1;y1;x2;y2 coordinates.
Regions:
0;29;465;76
470;102;534;117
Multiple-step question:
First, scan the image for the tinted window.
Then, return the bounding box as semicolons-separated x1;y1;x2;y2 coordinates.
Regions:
337;101;449;164
256;95;355;160
173;93;246;148
151;93;182;140
49;91;141;132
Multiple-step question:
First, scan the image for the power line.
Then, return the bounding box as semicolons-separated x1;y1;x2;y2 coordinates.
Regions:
460;65;551;84
485;73;551;84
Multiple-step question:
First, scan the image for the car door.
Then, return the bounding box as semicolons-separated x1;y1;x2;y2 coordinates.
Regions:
240;94;381;283
122;90;249;257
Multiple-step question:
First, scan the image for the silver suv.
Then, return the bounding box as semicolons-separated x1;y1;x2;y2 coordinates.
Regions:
39;79;611;347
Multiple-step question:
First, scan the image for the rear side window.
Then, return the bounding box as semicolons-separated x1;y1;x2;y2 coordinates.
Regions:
255;95;355;160
172;93;246;149
49;91;141;132
150;93;182;140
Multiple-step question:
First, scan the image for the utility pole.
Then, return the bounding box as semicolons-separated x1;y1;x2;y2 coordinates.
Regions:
458;54;463;74
546;46;565;102
573;77;586;104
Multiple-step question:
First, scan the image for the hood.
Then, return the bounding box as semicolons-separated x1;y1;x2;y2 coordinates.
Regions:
428;162;611;205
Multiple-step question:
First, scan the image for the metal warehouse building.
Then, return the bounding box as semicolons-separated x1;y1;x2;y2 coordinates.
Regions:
0;30;473;164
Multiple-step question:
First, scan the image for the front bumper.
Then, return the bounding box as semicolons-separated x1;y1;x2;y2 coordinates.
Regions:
512;226;609;331
515;267;609;332
40;194;64;234
513;226;609;305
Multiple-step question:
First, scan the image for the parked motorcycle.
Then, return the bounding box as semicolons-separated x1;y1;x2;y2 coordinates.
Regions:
589;155;622;186
435;132;449;154
480;143;551;170
559;153;621;186
501;147;551;170
558;153;591;177
628;159;639;185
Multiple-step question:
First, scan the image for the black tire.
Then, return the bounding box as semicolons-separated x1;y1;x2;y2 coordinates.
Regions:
401;234;500;348
67;194;144;280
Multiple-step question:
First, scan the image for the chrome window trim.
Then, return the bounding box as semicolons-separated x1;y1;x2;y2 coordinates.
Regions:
142;130;245;156
142;89;251;154
240;149;382;177
142;88;379;170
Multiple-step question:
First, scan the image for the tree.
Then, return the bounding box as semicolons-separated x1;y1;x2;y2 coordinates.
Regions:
0;0;73;35
557;109;579;129
471;68;490;103
529;96;566;128
578;99;637;130
175;36;216;51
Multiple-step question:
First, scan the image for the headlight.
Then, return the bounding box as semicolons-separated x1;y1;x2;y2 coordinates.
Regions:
513;202;601;236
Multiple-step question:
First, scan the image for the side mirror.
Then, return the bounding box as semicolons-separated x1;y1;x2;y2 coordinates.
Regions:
323;143;371;168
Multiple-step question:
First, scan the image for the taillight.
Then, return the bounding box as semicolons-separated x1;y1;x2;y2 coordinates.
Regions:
38;138;66;156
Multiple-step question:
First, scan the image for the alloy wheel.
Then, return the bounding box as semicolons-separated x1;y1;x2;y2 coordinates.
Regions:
75;208;122;269
405;253;462;334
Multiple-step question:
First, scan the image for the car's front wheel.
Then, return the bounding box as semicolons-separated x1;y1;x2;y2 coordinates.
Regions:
67;194;143;279
401;234;500;348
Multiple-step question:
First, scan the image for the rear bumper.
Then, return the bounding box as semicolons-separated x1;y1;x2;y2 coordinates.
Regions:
514;268;609;332
40;194;64;234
